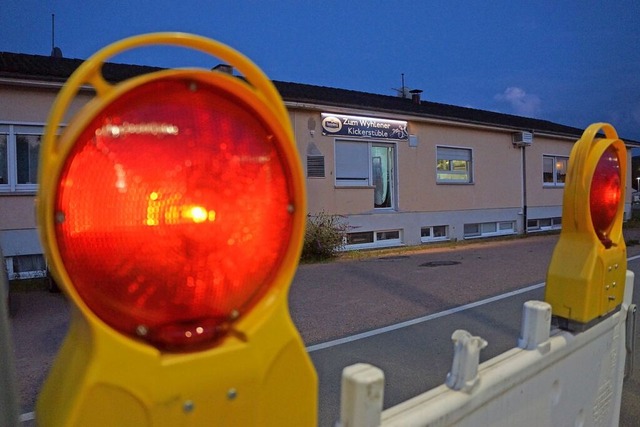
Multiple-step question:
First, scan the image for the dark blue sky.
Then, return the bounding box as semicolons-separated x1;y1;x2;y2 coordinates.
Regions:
2;1;640;141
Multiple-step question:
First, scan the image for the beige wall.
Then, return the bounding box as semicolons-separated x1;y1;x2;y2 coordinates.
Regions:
0;85;92;124
0;196;36;230
402;124;523;212
0;84;93;233
293;109;567;217
292;109;340;214
0;86;58;122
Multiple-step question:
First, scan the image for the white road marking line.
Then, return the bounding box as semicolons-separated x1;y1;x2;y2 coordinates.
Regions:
306;282;545;352
307;254;640;353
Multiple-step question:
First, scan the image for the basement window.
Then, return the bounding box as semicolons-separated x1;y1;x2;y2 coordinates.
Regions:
464;221;514;239
421;225;449;243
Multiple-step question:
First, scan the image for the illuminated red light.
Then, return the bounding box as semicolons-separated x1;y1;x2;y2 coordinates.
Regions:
590;145;621;248
54;76;295;351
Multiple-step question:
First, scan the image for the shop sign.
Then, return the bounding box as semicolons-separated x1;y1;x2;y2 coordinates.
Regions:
321;113;408;140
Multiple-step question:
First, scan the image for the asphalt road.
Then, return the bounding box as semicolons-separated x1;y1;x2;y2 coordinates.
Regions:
7;230;640;426
309;285;547;426
290;234;557;346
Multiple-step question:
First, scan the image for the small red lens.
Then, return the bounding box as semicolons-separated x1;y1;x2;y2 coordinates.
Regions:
54;76;295;351
590;145;621;247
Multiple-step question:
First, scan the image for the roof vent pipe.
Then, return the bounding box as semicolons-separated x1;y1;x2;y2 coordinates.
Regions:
51;47;63;58
410;89;423;104
212;64;234;74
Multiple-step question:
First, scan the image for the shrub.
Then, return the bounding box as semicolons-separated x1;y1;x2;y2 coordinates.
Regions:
301;212;347;261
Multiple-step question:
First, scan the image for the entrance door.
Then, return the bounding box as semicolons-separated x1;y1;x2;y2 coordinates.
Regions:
371;145;394;209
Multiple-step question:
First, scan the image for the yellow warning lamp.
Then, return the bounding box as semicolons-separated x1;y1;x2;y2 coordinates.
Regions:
545;123;627;330
35;33;316;426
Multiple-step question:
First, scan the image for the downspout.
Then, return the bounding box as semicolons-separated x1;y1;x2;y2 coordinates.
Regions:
522;145;528;235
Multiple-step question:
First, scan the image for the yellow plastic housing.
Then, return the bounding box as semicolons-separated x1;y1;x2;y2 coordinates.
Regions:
545;123;627;329
36;33;317;426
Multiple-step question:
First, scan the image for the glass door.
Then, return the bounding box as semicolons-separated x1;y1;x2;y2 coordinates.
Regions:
371;145;394;209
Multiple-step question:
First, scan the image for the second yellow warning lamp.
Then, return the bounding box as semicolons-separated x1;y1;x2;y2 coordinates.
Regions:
545;123;627;331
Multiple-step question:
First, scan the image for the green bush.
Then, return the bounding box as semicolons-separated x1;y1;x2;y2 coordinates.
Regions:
302;212;347;261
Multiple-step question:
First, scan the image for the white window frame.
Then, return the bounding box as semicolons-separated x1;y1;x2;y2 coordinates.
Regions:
344;229;402;250
420;225;449;243
436;146;473;184
334;139;397;209
463;221;514;239
0;123;46;193
335;140;370;186
542;155;568;187
527;217;562;232
5;254;47;280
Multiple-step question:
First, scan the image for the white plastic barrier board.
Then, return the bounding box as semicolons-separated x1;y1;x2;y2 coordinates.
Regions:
340;271;636;427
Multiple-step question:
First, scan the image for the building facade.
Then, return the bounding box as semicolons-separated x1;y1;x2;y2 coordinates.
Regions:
278;82;635;249
0;51;636;277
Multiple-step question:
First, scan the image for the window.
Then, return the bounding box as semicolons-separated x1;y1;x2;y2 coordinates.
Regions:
376;230;400;241
347;231;374;245
420;225;449;243
335;140;395;209
464;221;514;239
0;124;45;192
527;217;562;232
6;254;47;280
543;155;568;187
436;146;472;183
345;229;402;248
336;141;369;186
0;134;7;185
500;223;512;232
17;134;40;184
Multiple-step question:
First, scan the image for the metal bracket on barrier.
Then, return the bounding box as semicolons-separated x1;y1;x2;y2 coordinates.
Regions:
518;300;552;353
626;303;637;379
445;330;487;392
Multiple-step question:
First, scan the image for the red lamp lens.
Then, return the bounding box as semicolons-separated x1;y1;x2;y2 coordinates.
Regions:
590;145;621;247
54;76;295;351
